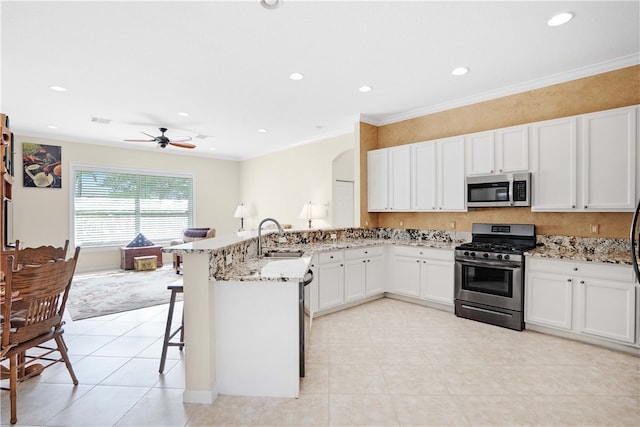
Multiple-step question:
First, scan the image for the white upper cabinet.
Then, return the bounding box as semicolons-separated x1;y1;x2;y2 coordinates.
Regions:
497;125;529;173
465;125;529;175
581;107;637;210
411;136;465;211
367;146;410;211
411;140;437;210
531;117;578;210
531;106;638;212
438;136;466;211
389;146;411;210
466;131;495;175
367;149;388;211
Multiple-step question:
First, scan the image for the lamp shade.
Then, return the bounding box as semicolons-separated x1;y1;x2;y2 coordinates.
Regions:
234;204;250;218
298;201;325;228
234;204;250;231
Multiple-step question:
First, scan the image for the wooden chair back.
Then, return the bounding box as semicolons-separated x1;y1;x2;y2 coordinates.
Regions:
13;239;69;268
2;247;80;348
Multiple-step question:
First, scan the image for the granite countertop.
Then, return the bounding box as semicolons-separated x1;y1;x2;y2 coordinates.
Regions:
525;247;634;265
213;238;460;282
162;228;636;282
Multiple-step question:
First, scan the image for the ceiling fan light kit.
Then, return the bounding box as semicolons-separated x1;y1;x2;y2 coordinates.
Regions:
124;127;196;149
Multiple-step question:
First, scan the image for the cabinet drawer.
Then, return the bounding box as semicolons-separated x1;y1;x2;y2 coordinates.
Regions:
318;250;344;264
527;257;634;282
394;245;454;261
345;246;384;260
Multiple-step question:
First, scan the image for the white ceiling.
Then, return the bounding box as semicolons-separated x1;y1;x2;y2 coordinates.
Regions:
2;1;639;161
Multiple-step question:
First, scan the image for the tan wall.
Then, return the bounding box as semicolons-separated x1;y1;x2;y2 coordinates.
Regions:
361;65;640;238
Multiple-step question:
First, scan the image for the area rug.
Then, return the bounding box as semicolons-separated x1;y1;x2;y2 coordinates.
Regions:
67;266;183;321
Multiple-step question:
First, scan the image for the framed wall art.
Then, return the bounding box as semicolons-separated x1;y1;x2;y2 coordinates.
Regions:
23;142;62;188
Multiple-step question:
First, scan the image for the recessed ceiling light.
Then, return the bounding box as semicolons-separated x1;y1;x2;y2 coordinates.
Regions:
48;85;67;92
289;72;304;81
451;67;469;76
258;128;268;133
547;12;574;27
359;85;373;93
209;147;216;151
260;0;281;10
47;125;58;129
177;112;190;117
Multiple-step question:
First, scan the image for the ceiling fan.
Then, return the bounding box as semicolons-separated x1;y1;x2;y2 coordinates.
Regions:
124;127;196;149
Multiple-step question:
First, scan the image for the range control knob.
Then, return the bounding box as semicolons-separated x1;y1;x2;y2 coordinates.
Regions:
463;251;469;256
497;254;503;260
483;253;489;258
470;252;476;257
504;254;510;260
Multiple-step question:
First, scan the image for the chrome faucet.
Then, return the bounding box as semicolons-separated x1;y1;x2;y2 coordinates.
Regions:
257;217;284;256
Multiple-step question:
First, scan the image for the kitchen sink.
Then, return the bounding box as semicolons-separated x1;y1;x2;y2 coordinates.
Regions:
262;249;305;258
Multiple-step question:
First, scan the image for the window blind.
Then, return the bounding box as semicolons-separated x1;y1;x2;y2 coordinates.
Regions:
73;167;193;247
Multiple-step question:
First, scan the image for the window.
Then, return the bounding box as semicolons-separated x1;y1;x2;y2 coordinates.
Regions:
73;166;193;247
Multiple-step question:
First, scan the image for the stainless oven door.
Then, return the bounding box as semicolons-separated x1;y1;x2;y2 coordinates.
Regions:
454;258;523;311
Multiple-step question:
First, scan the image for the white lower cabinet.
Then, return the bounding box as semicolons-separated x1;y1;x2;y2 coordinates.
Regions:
315;246;386;312
526;271;573;330
344;247;385;302
390;246;454;305
317;250;345;310
526;257;636;345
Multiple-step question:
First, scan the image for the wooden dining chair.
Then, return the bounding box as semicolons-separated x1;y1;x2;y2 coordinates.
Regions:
13;239;69;267
7;240;71;379
0;246;80;424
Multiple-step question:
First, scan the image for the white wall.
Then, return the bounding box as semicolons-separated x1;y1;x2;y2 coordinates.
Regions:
12;134;240;272
238;133;356;230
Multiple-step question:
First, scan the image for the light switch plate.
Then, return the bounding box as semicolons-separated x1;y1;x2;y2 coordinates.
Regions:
225;254;233;265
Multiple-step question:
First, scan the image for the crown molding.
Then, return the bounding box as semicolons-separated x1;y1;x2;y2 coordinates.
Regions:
365;54;640;127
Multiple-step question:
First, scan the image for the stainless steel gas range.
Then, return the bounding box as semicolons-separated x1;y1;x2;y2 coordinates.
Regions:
454;223;536;331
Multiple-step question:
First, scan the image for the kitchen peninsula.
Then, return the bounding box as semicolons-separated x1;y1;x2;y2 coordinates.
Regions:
164;227;637;404
163;227;464;403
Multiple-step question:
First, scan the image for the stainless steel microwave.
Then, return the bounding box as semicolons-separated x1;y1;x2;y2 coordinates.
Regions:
466;172;531;208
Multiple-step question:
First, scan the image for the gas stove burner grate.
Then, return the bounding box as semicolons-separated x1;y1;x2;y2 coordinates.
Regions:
456;242;533;254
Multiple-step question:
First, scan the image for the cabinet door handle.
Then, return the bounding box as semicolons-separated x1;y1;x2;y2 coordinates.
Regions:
573;267;578;271
584;205;588;209
416;260;420;263
362;260;366;263
572;205;576;209
580;280;585;284
330;256;334;259
567;279;572;283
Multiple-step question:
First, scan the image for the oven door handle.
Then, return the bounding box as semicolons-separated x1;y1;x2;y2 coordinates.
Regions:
456;259;521;270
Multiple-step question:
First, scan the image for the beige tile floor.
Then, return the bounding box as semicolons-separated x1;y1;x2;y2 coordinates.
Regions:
1;297;639;426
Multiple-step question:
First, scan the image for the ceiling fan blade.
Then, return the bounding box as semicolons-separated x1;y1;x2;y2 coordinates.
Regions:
124;139;155;142
140;131;156;139
169;136;192;143
169;141;196;149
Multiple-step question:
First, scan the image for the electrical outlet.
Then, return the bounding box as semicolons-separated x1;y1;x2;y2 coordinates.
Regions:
330;233;337;240
399;220;404;227
225;254;233;265
590;224;599;234
365;220;369;226
278;236;287;243
450;221;456;229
